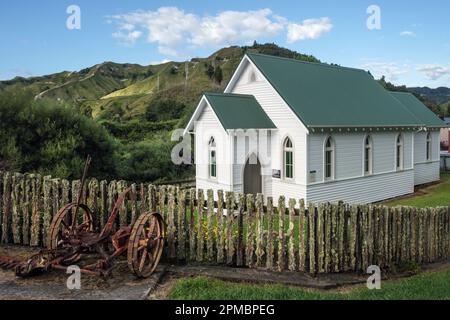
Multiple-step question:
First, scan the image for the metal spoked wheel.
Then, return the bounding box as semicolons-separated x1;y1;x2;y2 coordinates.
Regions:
127;212;165;278
47;203;94;265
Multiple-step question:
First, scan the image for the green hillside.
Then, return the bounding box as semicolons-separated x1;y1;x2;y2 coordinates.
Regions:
0;43;320;124
0;43;321;182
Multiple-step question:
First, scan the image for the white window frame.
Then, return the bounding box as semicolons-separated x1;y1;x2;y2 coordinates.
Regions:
426;132;432;161
283;137;294;180
324;136;335;181
208;137;217;179
396;133;404;171
364;135;373;175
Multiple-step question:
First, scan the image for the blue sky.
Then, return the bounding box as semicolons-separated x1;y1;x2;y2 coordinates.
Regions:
1;0;449;87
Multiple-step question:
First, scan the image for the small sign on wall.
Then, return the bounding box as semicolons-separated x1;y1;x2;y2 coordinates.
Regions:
272;169;281;179
309;171;317;183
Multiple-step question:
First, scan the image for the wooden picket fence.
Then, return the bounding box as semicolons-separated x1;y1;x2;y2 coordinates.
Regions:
1;171;449;275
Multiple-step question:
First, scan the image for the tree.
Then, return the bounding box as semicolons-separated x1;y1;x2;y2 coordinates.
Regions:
205;63;214;79
0;91;118;180
145;99;185;122
214;65;223;84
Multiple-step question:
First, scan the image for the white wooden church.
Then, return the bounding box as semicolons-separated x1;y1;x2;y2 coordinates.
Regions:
185;52;445;204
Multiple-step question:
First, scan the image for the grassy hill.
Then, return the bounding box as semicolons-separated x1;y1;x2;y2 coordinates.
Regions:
408;86;450;105
0;44;320;125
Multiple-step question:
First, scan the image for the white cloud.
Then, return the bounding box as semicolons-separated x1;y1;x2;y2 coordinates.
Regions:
416;64;450;80
287;18;333;43
112;30;143;45
190;9;284;47
360;60;409;82
109;7;332;55
149;59;171;65
400;30;416;37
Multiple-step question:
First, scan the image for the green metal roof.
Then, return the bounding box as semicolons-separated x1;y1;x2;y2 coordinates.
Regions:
204;92;276;130
390;92;446;128
246;52;423;128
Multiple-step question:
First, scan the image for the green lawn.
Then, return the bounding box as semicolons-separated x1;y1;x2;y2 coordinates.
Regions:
169;268;450;300
384;172;450;208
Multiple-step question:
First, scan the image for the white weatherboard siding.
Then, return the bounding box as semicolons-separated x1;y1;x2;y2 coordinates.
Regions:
307;132;414;203
194;101;232;196
414;162;440;185
227;59;308;201
307;170;414;204
308;132;413;181
413;131;441;185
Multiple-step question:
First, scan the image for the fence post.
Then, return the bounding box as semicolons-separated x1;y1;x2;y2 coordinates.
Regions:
331;203;340;272
266;197;274;270
21;175;31;245
207;189;215;262
42;176;52;246
11;173;23;244
167;187;176;260
117;181;128;226
99;180;107;228
88;179;99;229
245;194;255;268
417;208;424;264
277;196;286;272
288;198;296;271
140;183;147;214
226;191;235;265
130;183;137;224
216;190;225;264
236;193;245;267
2;172;12;244
411;207;417;262
255;194;265;268
338;201;345;271
189;188;196;261
148;184;157;213
317;203;325;273
349;205;358;271
324;203;332;272
308;203;316;275
0;171;3;241
382;206;389;267
159;186;167;221
298;199;307;272
30;174;42;246
196;189;204;262
177;189;187;261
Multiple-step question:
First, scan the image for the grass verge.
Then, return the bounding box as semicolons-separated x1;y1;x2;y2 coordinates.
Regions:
168;268;450;300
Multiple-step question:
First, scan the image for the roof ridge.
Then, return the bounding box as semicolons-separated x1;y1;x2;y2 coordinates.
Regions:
246;51;366;73
390;91;414;95
204;92;255;98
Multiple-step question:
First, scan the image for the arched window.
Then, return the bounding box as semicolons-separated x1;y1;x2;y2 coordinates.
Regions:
364;135;373;175
324;136;335;180
209;137;217;178
248;70;257;83
283;137;294;179
426;132;432;161
396;134;403;170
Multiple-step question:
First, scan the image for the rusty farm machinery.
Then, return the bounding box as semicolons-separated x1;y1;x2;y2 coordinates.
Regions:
0;156;166;279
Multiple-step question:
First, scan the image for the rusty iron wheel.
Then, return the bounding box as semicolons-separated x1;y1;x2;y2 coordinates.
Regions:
47;203;94;265
127;212;165;278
